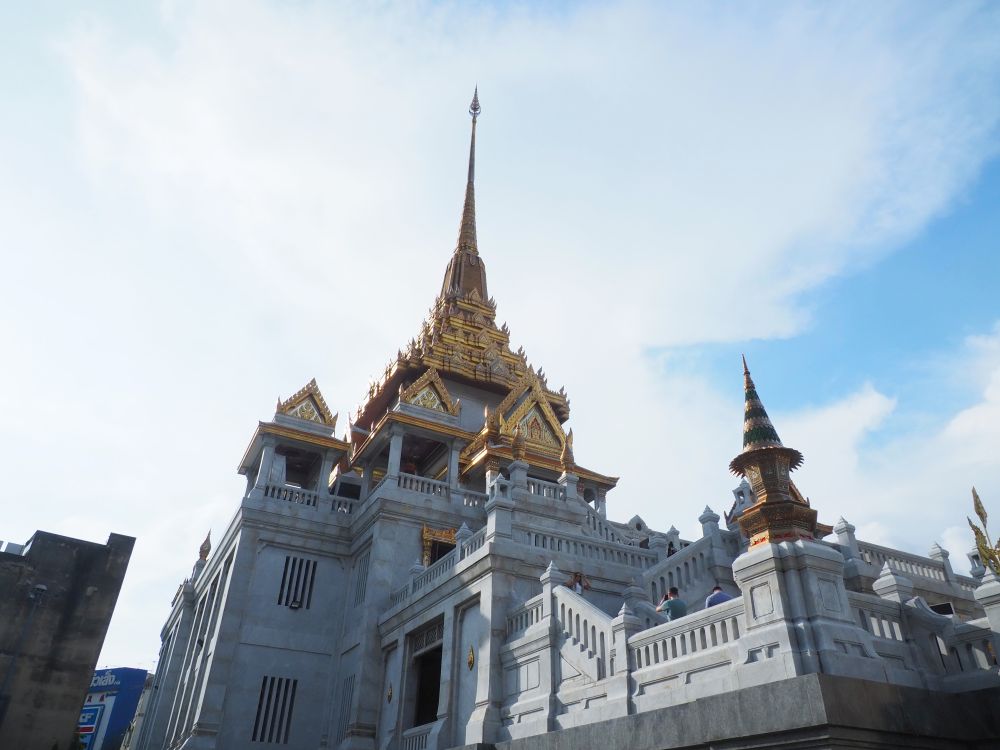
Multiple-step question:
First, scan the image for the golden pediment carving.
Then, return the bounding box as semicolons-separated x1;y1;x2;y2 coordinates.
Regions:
400;368;460;416
277;378;338;428
422;524;456;566
495;372;566;454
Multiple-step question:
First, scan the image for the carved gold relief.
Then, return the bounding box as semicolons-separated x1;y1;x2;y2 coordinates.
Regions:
467;646;475;670
422;525;457;566
277;378;338;428
400;368;460;416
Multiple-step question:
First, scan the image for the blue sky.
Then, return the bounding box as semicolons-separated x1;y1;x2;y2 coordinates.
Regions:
660;153;1000;426
1;1;999;668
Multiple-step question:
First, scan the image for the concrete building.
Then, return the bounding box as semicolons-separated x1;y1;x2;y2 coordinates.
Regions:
0;531;134;750
136;93;1000;750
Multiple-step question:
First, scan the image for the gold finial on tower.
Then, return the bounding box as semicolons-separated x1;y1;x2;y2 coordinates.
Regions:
729;358;815;547
441;87;489;302
199;531;212;561
561;428;575;469
511;423;526;461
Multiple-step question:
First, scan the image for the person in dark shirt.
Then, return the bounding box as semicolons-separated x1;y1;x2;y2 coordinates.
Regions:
705;585;734;608
655;586;688;621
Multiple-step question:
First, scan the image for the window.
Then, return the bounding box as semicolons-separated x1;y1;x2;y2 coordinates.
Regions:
251;676;298;744
278;556;317;609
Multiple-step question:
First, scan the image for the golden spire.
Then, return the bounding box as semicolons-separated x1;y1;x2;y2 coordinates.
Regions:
199;531;211;561
440;87;489;302
729;357;814;547
511;423;526;461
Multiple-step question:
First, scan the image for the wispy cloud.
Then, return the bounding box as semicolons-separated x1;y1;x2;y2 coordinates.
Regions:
0;1;997;666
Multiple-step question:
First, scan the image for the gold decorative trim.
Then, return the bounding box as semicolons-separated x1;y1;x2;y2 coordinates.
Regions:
400;367;460;416
422;525;457;566
277;378;338;428
467;645;475;670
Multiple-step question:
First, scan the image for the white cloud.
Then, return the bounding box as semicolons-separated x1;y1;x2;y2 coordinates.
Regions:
0;1;997;667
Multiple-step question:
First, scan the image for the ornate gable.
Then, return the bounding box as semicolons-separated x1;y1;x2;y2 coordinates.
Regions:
399;368;460;416
497;372;566;453
277;378;338;428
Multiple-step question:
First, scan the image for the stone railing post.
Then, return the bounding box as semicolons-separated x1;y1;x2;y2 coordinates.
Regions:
508;459;528;503
558;471;579;502
872;563;914;603
699;506;721;538
455;522;472;552
974;570;1000;634
929;543;954;582
539;562;561;730
485;478;514;543
648;534;668;561
968;546;987;581
606;603;642;717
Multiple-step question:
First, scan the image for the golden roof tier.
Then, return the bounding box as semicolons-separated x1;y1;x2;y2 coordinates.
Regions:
352;90;570;433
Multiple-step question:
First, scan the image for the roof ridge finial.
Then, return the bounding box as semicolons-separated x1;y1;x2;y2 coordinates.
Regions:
457;87;480;253
439;88;489;303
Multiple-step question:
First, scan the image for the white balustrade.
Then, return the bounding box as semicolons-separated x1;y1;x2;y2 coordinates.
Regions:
331;496;355;514
526;477;566;501
398;472;450;498
584;505;629;544
516;527;657;570
847;591;906;642
857;542;947;581
401;724;432;750
263;483;318;507
553;586;612;680
630;597;744;670
507;595;545;638
643;535;713;603
462;490;489;508
412;549;457;593
459;528;487;560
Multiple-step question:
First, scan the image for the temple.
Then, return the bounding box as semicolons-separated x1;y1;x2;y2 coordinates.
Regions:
135;94;1000;750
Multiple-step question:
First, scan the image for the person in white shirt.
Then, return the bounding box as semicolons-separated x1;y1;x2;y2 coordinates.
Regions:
567;571;591;595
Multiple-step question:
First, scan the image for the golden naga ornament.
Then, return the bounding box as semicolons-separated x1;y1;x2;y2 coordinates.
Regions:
968;487;1000;575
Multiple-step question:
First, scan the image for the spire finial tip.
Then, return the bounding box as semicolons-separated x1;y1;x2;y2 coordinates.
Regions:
469;86;481;119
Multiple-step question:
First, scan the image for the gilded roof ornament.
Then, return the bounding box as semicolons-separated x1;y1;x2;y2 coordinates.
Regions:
511;424;526;461
277;378;338;428
730;356;802;472
561;428;575;468
729;357;815;547
399;367;460;416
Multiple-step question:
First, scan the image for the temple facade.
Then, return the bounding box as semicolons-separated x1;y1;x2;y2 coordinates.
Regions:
135;94;1000;750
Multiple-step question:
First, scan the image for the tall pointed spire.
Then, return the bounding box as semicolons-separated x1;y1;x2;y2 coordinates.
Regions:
738;355;791;455
440;88;489;303
458;86;480;252
729;357;813;547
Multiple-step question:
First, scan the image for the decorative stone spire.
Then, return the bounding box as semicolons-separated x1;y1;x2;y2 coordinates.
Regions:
440;88;489;303
560;428;575;469
199;531;211;561
729;357;815;548
511;423;526;461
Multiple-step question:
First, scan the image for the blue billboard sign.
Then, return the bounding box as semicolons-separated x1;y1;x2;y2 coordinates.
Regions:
77;668;147;750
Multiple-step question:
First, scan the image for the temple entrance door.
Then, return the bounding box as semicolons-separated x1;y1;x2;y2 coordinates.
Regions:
412;646;442;727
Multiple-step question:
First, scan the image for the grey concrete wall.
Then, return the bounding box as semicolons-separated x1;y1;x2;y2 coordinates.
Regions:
447;674;1000;750
0;530;134;750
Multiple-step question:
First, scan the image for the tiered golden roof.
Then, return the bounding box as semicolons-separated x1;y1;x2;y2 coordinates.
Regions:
347;91;615;492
